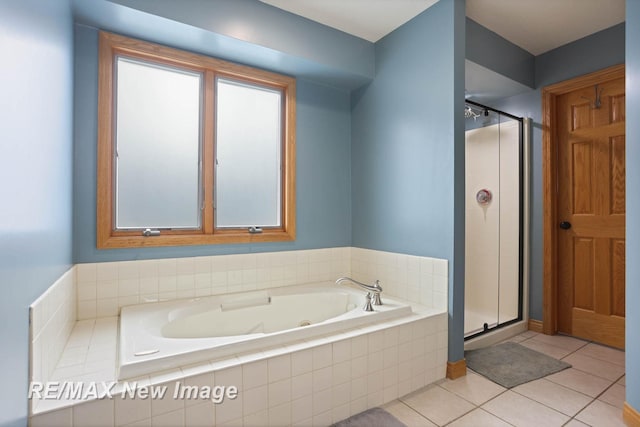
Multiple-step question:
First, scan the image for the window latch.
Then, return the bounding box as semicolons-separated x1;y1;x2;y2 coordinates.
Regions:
248;226;263;234
142;228;161;237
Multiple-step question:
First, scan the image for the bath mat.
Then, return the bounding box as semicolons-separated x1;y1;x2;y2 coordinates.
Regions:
465;341;571;388
331;407;407;427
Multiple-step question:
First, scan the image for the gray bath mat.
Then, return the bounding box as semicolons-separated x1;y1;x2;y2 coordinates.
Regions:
465;341;571;388
331;407;406;427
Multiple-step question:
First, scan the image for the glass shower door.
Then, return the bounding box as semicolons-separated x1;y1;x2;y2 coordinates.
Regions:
464;103;522;338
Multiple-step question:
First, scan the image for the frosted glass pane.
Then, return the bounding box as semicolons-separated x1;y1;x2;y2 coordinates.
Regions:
215;78;282;228
115;57;201;229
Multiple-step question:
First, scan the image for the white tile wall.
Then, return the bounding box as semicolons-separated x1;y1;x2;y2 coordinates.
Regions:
76;247;447;321
76;248;352;320
30;266;77;409
351;247;448;310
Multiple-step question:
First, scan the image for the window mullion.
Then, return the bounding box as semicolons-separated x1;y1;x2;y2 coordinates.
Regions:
203;70;215;235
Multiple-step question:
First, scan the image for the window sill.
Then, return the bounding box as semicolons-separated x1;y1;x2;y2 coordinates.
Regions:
97;229;295;249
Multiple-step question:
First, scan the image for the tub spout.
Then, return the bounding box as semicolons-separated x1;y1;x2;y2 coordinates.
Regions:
335;277;383;309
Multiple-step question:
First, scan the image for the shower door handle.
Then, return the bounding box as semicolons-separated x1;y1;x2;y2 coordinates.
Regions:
559;221;572;230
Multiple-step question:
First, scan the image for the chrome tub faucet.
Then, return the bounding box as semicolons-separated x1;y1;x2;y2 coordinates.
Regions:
335;277;383;312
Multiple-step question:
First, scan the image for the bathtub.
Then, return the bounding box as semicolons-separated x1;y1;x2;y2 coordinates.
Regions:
119;283;413;379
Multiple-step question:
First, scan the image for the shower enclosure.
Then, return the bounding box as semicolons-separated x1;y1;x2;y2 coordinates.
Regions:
464;100;527;340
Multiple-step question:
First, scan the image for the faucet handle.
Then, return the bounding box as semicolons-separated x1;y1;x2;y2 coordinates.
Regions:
371;292;383;306
371;280;383;305
363;292;375;312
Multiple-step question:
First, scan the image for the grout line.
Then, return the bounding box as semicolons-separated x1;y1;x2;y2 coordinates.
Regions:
433;383;477;426
473;407;517;427
591;373;626;402
393;399;440;426
439;378;513;426
475;388;519;426
570;381;626;426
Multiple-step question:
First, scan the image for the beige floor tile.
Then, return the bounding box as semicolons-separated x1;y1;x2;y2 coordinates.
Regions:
562;353;626;381
564;419;589;427
382;400;437;427
529;334;588;352
440;371;506;406
482;390;569;427
502;331;534;344
618;375;626;386
512;378;591;417
519;340;571;360
502;336;527;344
575;343;625;366
576;399;626;427
518;331;540;339
447;408;512;427
545;368;613;397
598;383;625;409
400;385;475;426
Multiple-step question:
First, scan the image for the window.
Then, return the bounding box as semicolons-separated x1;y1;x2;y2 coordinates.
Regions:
97;32;296;248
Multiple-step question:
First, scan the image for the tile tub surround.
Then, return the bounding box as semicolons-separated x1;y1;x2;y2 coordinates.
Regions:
75;247;448;320
30;267;77;400
75;248;352;320
30;312;448;426
30;247;450;422
351;248;448;311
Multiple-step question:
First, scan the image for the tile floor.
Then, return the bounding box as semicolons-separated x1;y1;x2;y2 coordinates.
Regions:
381;331;627;427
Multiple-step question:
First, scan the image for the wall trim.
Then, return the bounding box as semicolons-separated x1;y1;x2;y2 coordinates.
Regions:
541;64;625;336
528;319;544;333
624;402;640;427
446;359;467;379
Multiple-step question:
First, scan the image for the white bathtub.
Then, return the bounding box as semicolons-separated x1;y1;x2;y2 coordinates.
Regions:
119;283;413;379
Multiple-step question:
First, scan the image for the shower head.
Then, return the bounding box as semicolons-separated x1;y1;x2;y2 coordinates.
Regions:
465;105;480;120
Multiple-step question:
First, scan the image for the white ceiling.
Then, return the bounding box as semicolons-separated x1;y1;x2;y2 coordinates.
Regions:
466;0;625;55
260;0;438;42
260;0;625;55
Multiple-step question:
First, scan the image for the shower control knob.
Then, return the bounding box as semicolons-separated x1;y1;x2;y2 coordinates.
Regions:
559;221;572;230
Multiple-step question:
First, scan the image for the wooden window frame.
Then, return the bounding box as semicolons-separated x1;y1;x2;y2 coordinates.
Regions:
97;31;296;249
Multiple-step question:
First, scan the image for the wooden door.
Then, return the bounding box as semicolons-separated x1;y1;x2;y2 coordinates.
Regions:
556;74;625;349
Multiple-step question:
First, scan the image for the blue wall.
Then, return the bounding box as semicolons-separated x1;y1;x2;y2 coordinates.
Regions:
351;0;467;361
626;0;640;414
491;24;625;320
73;0;373;90
0;1;74;426
109;0;374;85
73;24;353;263
466;18;535;88
536;23;625;87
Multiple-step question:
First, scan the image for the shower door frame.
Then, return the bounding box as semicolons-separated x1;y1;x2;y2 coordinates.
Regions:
463;100;525;341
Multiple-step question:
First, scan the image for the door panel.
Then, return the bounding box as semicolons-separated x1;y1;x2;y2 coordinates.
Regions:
556;75;625;349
